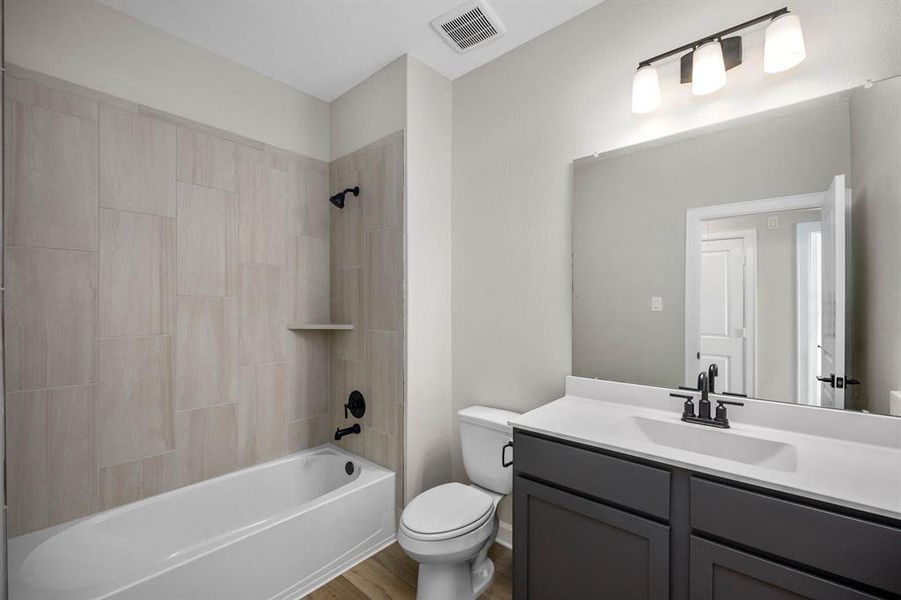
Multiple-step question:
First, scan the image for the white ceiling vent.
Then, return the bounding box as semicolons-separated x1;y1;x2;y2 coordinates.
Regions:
431;0;506;53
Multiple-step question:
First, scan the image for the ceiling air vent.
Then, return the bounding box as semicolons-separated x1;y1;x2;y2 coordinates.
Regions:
431;0;506;53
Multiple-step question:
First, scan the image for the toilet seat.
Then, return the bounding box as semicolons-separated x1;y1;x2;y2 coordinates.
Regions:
400;483;494;541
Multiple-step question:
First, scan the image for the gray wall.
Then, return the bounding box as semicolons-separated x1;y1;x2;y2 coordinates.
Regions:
573;98;850;390
849;77;901;414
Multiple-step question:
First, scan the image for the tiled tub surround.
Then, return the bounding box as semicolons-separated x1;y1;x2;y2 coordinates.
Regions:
329;133;406;512
3;67;333;536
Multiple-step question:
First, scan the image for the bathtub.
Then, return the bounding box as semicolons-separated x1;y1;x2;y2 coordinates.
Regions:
9;445;396;600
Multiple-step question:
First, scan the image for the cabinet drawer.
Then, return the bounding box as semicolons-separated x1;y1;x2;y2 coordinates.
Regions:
691;537;881;600
513;431;670;519
691;477;901;596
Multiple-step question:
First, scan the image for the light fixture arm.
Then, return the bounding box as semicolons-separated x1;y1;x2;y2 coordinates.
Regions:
637;7;789;68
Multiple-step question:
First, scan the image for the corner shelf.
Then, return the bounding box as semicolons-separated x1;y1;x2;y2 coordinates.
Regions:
287;323;354;331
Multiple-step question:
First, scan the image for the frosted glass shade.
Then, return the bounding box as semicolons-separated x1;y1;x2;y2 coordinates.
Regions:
692;41;727;96
631;65;660;113
764;13;806;73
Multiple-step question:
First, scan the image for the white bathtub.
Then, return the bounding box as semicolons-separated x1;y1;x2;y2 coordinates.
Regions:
9;445;395;600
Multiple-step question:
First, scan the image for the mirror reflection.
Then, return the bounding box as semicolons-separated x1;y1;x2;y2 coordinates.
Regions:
573;76;900;415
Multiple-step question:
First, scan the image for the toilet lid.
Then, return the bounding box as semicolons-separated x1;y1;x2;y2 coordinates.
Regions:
401;483;493;539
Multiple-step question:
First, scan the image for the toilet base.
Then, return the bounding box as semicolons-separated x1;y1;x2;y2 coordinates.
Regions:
416;557;495;600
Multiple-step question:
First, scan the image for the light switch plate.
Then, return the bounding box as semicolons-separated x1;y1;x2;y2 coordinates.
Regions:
767;216;780;229
651;296;663;312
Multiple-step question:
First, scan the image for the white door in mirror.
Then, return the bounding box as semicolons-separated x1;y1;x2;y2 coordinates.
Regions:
699;236;748;394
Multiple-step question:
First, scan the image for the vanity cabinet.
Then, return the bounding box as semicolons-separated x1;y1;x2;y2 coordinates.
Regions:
513;430;901;600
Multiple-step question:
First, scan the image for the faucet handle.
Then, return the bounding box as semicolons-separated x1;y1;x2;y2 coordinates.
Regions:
714;399;743;426
716;399;744;407
670;393;696;419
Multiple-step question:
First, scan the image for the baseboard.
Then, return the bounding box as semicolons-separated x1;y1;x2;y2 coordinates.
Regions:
495;519;513;549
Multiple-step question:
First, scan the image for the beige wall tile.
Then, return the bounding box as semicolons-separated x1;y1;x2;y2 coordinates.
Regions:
7;385;99;535
176;297;239;411
239;264;286;365
367;228;401;331
176;182;236;296
175;404;238;485
99;461;142;511
99;336;175;467
333;267;364;361
395;402;405;506
176;128;237;192
331;358;365;426
287;332;329;421
48;385;99;524
288;414;330;453
99;209;175;336
295;159;329;239
237;363;288;466
382;137;403;227
99;450;182;510
6;391;50;535
141;451;182;497
330;187;362;270
237;145;287;265
5;100;98;250
5;246;97;392
99;104;176;217
363;429;391;470
367;330;397;436
5;75;98;121
361;140;402;232
293;235;329;323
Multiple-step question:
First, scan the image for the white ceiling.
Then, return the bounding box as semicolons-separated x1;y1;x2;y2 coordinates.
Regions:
100;0;601;102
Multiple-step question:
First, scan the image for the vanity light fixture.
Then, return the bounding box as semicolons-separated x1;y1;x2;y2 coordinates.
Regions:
631;7;805;112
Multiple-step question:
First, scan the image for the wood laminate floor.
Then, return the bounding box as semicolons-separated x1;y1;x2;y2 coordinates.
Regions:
304;542;513;600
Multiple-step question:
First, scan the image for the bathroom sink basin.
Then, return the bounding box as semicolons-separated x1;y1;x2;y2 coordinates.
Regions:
617;416;798;472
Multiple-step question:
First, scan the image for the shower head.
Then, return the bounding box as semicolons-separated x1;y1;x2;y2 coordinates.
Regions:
329;186;360;209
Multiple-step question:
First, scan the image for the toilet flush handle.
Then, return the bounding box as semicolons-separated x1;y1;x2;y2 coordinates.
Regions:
501;441;514;468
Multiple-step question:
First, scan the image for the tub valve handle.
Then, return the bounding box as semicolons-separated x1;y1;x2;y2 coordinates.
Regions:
344;390;366;419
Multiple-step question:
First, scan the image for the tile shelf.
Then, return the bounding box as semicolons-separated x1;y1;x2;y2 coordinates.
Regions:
287;324;354;331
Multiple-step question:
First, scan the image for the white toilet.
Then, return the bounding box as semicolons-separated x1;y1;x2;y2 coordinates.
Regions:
397;406;520;600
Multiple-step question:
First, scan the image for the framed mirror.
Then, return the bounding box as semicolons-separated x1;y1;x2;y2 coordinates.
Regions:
573;75;900;416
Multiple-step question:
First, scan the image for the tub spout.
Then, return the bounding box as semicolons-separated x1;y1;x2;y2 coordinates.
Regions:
334;424;361;440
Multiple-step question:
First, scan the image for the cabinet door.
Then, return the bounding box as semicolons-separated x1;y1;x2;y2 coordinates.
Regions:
690;537;881;600
514;476;669;600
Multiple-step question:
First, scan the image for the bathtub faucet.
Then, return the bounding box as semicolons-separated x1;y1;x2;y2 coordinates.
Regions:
334;424;361;440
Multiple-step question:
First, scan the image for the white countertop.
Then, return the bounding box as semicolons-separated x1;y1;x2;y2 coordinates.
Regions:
510;378;901;521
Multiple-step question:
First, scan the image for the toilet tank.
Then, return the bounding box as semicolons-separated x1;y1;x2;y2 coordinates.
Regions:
458;406;521;495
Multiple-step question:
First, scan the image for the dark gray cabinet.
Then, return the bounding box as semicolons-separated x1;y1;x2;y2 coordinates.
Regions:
513;430;901;600
690;537;882;600
514;476;669;599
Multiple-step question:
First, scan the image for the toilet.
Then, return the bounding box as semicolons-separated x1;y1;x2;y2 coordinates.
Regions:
397;406;520;600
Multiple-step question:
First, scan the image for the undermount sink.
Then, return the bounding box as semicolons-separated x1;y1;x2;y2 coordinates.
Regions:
617;416;798;473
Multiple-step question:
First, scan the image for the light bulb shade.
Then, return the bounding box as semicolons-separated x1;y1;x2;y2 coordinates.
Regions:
692;41;727;96
631;65;660;113
764;13;806;73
